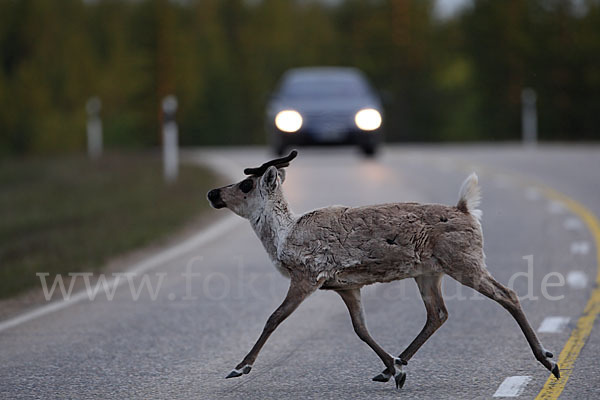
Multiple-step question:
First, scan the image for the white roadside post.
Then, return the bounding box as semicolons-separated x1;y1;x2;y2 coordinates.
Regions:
521;88;538;146
86;97;103;160
162;95;179;183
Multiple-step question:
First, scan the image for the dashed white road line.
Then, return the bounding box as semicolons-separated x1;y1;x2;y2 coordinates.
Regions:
563;217;583;231
525;187;541;201
547;201;565;214
538;316;570;333
566;271;588;289
493;376;532;397
570;241;590;255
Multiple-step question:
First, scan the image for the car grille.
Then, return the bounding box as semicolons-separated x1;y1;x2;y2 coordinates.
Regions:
302;111;353;140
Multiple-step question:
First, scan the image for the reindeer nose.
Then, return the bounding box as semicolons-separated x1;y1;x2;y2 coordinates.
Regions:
207;189;221;202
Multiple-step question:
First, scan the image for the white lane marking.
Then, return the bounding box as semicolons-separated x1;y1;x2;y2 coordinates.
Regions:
547;200;565;214
525;187;541;201
0;153;246;334
563;217;583;231
567;271;588;289
538;317;570;333
0;214;242;333
493;376;532;397
570;241;590;255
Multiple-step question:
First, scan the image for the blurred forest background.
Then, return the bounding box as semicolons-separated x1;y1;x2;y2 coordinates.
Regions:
1;0;599;155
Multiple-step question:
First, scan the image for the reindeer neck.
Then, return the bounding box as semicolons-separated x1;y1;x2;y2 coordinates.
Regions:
250;195;294;261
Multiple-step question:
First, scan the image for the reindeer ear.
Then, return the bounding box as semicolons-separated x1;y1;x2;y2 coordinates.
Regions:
278;168;286;183
261;166;279;191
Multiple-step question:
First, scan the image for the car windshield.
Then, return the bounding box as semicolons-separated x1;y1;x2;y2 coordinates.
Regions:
279;73;370;98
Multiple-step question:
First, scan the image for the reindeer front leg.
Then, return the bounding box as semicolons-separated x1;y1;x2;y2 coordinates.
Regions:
226;277;316;378
336;289;405;388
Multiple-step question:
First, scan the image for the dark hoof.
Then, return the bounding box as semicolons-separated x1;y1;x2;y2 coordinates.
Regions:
395;372;407;389
226;370;242;379
552;363;560;379
225;365;251;379
372;373;391;383
545;351;554;358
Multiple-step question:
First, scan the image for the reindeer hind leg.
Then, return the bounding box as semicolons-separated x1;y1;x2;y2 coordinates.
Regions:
447;265;559;379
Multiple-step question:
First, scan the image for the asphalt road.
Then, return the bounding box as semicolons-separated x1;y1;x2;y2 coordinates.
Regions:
1;145;599;399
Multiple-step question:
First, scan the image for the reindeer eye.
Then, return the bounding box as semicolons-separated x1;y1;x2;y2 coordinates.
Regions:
239;179;253;193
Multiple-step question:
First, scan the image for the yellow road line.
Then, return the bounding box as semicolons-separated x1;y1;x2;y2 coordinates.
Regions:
534;185;600;400
451;161;600;399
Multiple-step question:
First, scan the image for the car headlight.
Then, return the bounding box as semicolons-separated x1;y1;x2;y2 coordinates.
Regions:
355;108;382;131
275;110;303;133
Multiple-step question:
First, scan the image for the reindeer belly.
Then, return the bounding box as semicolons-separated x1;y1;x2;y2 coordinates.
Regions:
322;259;432;289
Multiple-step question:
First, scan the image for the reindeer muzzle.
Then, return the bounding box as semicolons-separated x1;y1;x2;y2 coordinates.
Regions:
207;188;227;209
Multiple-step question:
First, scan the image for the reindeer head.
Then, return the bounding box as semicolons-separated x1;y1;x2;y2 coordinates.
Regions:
207;150;297;219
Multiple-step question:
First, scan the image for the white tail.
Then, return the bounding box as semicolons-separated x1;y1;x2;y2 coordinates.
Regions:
457;172;482;220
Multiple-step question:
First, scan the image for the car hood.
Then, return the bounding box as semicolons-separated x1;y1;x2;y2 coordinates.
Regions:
268;96;382;116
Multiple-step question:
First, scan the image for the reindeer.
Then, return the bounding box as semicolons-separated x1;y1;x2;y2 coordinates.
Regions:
206;150;560;389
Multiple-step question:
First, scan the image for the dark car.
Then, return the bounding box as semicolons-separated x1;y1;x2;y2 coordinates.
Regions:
267;67;384;156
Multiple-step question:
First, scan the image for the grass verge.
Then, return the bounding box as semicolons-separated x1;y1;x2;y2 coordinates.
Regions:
0;151;218;299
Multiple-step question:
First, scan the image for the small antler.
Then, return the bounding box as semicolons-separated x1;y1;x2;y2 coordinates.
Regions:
244;150;298;176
